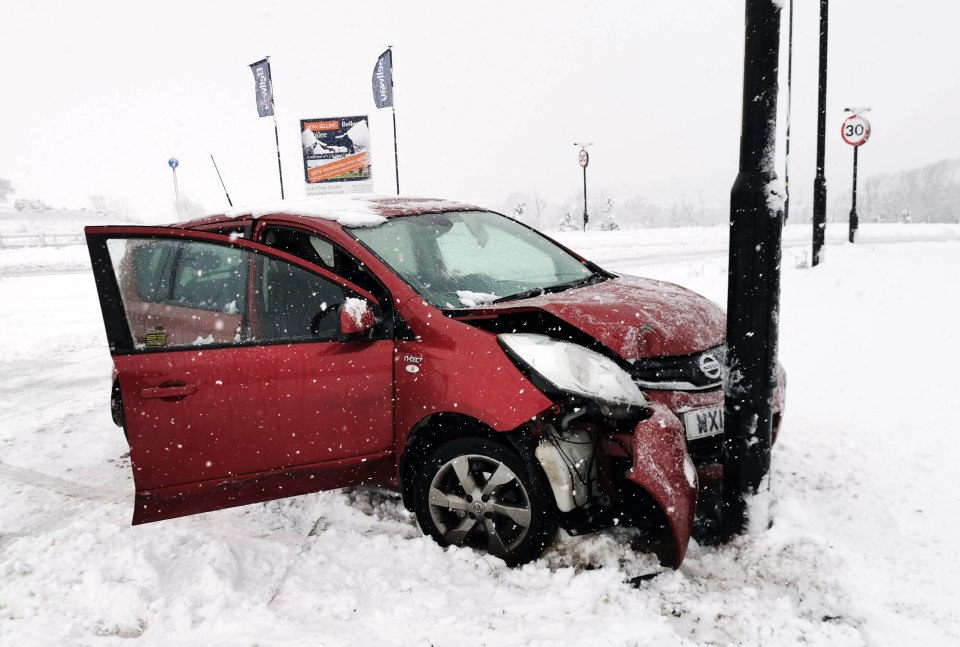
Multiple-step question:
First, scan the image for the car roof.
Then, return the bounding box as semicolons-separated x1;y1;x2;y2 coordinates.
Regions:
178;196;486;230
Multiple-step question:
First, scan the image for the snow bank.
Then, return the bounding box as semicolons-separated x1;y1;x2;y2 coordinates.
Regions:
1;226;959;645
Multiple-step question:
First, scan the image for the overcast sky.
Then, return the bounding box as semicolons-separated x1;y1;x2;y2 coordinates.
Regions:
2;1;958;221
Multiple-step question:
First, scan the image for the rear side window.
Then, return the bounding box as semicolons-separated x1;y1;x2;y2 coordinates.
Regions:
170;244;245;314
105;237;352;350
132;241;176;303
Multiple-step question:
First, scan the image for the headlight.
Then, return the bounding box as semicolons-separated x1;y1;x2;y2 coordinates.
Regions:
499;333;645;407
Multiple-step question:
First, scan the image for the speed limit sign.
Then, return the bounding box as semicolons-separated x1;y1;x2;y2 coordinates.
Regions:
578;148;589;168
841;115;871;147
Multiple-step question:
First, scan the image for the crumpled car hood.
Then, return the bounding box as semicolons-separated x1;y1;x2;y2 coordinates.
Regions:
478;275;726;359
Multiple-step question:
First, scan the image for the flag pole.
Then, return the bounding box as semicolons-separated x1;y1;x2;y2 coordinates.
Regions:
267;56;285;200
389;46;400;195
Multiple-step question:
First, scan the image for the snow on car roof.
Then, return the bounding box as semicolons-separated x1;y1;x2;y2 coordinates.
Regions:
220;196;483;228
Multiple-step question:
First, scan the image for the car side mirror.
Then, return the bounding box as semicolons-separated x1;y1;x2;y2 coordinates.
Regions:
339;297;376;337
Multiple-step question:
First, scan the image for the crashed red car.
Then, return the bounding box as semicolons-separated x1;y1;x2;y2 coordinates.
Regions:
86;197;785;567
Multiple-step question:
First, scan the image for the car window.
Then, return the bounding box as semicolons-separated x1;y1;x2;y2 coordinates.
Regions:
106;238;348;350
170;244;245;314
256;255;344;341
350;211;592;308
260;226;387;304
132;239;176;302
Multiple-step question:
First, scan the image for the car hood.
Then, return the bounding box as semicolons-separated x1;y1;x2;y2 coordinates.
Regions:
476;275;726;360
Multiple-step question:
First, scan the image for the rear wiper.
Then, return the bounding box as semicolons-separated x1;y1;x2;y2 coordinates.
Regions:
491;272;606;304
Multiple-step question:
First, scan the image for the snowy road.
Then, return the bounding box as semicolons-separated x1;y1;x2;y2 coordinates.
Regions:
1;224;959;646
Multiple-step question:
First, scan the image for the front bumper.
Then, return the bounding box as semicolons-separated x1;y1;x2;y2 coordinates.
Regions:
623;401;699;567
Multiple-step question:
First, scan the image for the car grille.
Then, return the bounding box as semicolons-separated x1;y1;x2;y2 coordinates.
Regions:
686;433;724;465
631;344;726;391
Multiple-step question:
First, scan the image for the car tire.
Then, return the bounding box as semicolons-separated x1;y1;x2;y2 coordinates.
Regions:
412;437;557;565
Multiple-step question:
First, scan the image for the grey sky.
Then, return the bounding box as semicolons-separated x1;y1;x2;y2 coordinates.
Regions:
1;1;957;220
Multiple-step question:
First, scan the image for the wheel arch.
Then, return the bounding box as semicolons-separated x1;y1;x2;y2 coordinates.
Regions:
399;412;538;511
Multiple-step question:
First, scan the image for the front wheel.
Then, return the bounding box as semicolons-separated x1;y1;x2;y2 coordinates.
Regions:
412;437;557;565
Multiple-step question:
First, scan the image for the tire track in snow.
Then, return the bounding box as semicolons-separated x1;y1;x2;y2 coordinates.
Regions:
0;460;128;553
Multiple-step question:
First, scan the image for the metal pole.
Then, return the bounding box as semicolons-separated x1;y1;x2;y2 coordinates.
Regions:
721;0;783;540
172;166;182;222
210;155;233;207
582;166;588;231
390;46;400;195
273;114;285;200
267;56;285;200
812;0;829;266
849;145;859;242
783;0;794;222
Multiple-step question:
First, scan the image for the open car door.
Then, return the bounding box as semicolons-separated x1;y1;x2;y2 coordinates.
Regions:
86;226;396;523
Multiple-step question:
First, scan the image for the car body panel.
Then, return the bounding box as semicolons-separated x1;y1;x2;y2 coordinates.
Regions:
626;402;699;567
393;296;554;446
86;225;394;523
464;275;726;359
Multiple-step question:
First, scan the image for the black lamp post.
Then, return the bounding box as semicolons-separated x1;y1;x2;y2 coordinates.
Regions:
812;0;829;266
721;0;784;539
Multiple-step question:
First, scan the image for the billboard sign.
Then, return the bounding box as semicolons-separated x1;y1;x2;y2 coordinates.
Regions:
300;116;373;195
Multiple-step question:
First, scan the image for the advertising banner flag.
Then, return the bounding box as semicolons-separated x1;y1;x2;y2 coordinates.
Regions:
249;58;274;118
372;49;393;109
300;116;373;195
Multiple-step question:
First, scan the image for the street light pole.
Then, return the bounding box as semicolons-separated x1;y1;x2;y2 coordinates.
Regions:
722;0;784;540
812;0;829;266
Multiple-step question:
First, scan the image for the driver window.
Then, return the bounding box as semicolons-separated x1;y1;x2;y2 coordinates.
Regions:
254;256;344;342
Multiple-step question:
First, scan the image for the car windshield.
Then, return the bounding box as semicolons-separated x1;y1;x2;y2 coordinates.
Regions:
349;211;596;308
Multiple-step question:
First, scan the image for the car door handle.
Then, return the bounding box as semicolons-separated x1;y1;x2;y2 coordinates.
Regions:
140;383;198;400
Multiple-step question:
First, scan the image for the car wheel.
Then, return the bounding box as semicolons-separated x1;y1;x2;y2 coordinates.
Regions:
412;437;557;565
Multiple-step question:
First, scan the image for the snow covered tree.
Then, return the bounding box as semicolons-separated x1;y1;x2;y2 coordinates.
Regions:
599;198;620;231
557;210;578;232
0;178;13;203
510;201;526;221
13;197;53;212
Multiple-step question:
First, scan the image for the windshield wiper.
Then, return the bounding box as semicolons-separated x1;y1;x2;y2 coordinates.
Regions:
491;272;607;304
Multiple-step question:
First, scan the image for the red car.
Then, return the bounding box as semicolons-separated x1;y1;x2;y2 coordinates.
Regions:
86;197;785;567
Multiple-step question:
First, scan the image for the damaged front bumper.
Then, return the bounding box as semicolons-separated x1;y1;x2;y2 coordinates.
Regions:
535;401;698;568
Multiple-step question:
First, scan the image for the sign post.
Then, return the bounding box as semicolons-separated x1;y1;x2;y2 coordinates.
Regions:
841;109;871;243
168;158;181;222
574;143;592;232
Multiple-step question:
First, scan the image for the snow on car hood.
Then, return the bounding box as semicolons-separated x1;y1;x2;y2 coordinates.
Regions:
480;275;726;359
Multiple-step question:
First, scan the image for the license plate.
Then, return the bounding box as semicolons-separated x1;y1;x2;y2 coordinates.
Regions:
683;406;724;440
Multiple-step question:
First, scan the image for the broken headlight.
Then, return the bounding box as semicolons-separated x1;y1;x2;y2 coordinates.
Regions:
498;333;645;408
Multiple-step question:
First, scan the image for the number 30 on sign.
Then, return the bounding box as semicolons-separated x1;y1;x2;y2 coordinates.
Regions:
841;115;871;147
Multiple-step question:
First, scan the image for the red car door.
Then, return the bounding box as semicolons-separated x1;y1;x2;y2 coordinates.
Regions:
86;226;395;523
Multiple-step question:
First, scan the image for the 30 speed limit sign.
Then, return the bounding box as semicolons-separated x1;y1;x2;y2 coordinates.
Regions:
578;148;589;168
841;115;871;147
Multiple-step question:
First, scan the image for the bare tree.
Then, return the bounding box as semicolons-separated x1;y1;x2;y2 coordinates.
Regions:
0;178;13;203
530;188;548;230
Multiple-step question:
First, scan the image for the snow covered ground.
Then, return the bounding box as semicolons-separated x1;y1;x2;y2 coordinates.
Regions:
1;223;959;646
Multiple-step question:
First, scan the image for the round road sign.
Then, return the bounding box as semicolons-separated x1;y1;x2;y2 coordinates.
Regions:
841;115;870;147
578;148;589;168
168;158;180;169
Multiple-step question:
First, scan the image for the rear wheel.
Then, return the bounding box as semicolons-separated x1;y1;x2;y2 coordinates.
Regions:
412;437;557;565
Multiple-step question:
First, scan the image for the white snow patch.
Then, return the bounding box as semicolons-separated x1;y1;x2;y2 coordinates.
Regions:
455;289;499;307
341;297;368;326
766;178;786;215
223;197;387;228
